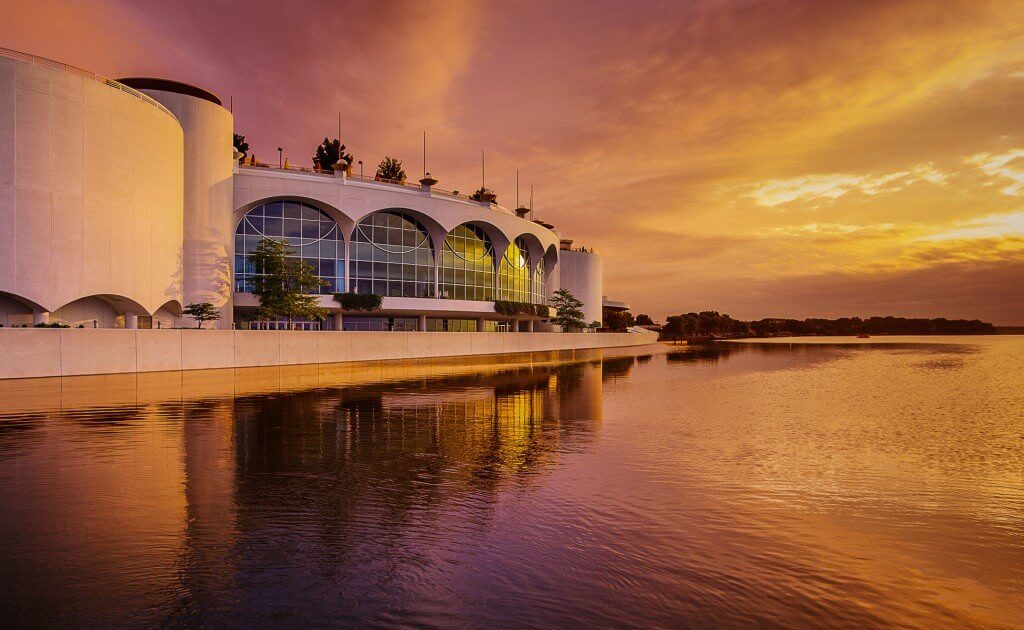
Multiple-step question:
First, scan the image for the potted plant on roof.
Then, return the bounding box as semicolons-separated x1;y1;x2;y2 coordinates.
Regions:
314;138;353;174
375;156;407;184
471;187;497;203
420;172;438;187
233;133;249;164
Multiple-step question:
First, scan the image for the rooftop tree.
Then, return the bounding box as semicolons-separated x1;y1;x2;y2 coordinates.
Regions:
470;187;497;203
233;133;249;163
314;138;353;171
375;156;407;183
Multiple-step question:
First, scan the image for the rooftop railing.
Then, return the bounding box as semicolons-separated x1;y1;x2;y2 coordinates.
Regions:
237;161;515;215
0;47;176;119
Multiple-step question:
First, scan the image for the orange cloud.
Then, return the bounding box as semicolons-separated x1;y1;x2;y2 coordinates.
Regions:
3;0;1023;322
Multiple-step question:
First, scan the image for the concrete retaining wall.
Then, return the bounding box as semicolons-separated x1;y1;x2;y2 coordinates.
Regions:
0;329;658;379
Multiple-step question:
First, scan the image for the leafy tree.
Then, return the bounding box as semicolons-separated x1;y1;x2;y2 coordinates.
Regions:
602;308;635;332
375;156;407;183
313;137;353;171
550;288;587;331
246;238;329;327
233;133;249;163
183;302;221;329
635;313;654;326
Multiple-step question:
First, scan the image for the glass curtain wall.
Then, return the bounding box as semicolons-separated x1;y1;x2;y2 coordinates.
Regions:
439;224;495;300
234;201;344;294
498;237;535;303
532;258;546;304
343;316;419;331
349;211;435;298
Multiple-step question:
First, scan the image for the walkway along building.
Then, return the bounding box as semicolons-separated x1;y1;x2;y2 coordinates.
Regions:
0;49;603;332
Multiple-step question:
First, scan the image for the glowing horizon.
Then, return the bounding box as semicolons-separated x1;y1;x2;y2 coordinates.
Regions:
5;0;1023;324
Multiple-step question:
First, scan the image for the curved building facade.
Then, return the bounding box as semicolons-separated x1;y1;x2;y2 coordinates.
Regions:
0;49;184;328
0;48;605;332
124;78;236;327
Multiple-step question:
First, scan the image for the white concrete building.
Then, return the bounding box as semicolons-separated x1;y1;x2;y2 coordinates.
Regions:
0;49;603;332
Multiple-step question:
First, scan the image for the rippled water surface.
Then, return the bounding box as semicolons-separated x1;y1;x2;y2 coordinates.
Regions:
1;337;1023;627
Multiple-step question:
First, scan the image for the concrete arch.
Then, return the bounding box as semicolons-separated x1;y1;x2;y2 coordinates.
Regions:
52;294;151;328
234;195;354;245
0;290;47;313
543;243;560;295
510;232;547;269
354;207;448;259
155;299;183;316
0;291;43;327
448;220;508;264
154;299;182;329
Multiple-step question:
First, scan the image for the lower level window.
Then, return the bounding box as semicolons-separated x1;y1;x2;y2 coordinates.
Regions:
426;318;478;332
246;317;330;331
343;316;419;331
425;318;506;332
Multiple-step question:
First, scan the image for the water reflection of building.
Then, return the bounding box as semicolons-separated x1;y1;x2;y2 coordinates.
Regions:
162;359;605;621
0;349;642;623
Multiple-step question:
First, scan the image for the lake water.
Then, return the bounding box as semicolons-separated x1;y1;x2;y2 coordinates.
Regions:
1;337;1022;627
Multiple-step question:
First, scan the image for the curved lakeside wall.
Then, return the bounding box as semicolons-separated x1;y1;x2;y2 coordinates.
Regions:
0;329;659;379
0;52;185;324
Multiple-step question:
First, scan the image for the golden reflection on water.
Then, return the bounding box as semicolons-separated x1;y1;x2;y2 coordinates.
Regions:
1;339;1022;627
0;348;628;625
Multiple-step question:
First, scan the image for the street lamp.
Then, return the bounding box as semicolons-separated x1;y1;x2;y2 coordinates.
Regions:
277;147;283;168
358;160;363;177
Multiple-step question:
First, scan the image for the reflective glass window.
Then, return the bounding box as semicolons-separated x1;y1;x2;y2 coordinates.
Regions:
349;211;434;298
234;201;344;294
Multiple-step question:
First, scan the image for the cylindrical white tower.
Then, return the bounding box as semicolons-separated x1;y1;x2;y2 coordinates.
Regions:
122;78;235;328
0;50;184;327
556;249;603;327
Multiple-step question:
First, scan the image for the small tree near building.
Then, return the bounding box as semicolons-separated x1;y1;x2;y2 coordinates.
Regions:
246;238;329;327
183;302;221;329
550;288;587;331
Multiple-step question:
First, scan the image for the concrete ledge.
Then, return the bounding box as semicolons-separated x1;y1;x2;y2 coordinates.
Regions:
0;328;659;379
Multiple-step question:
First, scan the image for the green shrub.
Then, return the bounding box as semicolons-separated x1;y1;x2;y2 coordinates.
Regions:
494;301;550;318
33;322;70;328
333;292;383;311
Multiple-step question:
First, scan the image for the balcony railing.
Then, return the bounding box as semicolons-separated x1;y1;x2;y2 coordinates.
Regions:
0;47;175;119
237;161;516;215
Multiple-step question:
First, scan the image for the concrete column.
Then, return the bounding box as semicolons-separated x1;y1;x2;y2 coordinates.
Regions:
525;320;535;333
476;317;486;332
332;311;344;331
125;313;138;329
511;319;519;333
32;309;50;325
418;315;427;332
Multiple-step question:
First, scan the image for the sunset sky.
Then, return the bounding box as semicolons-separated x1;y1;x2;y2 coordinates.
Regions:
4;0;1023;323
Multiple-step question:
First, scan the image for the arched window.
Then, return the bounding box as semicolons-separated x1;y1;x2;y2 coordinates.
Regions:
498;237;533;303
440;224;495;301
350;210;434;298
532;258;546;304
234;201;344;294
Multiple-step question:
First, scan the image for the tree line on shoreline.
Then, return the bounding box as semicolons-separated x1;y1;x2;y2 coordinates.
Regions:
657;311;997;340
